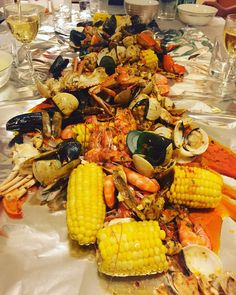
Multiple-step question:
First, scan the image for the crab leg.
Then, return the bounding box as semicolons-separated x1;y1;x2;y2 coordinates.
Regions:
0;166;19;188
4;179;37;200
0;174;34;195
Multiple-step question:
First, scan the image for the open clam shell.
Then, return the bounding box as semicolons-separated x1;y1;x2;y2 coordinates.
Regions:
132;154;154;178
183;245;223;279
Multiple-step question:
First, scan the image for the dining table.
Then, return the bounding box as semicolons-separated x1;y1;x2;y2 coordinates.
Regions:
0;3;236;295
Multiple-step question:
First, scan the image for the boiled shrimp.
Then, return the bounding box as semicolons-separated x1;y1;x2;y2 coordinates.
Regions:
123;167;160;193
103;175;116;209
177;214;211;249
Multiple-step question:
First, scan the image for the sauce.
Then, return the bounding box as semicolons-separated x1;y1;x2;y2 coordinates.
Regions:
190;194;236;254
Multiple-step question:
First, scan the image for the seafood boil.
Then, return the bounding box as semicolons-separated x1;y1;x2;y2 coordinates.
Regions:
1;14;236;294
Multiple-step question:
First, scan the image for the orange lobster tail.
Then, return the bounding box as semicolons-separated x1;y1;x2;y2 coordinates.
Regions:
195;138;236;179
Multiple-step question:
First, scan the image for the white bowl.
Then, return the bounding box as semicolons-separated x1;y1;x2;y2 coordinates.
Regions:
125;0;159;24
178;4;218;26
0;51;13;88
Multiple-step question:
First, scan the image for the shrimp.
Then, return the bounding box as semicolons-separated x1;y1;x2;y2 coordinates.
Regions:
123;167;160;193
61;125;74;139
103;175;116;209
177;214;211;249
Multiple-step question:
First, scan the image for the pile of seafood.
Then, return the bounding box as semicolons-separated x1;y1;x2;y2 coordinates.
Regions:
1;14;236;294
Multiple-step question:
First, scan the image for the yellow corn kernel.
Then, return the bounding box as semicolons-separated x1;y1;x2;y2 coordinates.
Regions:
166;166;223;208
140;49;158;69
66;162;105;245
72;123;93;148
97;220;168;276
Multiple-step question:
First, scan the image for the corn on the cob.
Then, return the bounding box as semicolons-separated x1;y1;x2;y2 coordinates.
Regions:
66;162;105;245
166;166;223;208
97;220;168;276
140;49;158;69
72;124;93;148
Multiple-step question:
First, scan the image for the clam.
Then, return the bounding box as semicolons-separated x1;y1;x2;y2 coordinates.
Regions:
183;127;209;155
52;93;79;116
154;125;173;140
116;45;126;63
173;120;184;148
129;94;161;121
166;272;200;295
217;272;236;294
97;48;109;65
132;154;154;178
182;245;223;279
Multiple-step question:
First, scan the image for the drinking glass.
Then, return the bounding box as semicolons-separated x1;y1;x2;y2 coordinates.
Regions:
223;14;236;82
5;2;40;84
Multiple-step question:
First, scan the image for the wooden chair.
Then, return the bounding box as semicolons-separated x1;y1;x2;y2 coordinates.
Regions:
202;0;236;18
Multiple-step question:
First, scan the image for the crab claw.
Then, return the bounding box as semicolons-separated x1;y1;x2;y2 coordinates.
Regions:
163;54;186;75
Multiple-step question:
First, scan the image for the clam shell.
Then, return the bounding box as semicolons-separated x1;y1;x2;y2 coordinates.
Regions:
183;245;223;279
132;154;154;178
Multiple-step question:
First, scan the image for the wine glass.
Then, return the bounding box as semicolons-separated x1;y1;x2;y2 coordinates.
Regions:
221;14;236;94
5;2;40;84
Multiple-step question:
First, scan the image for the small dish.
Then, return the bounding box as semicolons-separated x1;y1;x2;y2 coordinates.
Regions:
125;0;159;24
0;51;13;89
178;4;218;26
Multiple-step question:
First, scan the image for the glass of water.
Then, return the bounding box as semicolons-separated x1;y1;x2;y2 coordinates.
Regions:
208;37;236;97
51;0;72;30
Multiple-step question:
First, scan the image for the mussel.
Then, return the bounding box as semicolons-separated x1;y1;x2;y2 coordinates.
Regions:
127;130;173;166
70;29;86;46
99;56;116;75
102;15;117;36
6;109;84;137
49;55;69;79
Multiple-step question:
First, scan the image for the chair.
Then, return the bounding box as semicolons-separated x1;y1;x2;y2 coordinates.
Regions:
202;0;236;18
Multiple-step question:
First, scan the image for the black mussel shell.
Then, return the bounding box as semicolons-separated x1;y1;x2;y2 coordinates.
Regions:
70;30;86;46
147;20;160;32
131;98;149;116
99;56;116;75
6;112;43;132
124;23;147;35
8;133;24;147
94;20;104;27
131;15;142;26
57;139;82;162
76;20;93;27
136;132;172;166
102;15;117;36
49;56;69;79
62;109;84;128
126;130;142;154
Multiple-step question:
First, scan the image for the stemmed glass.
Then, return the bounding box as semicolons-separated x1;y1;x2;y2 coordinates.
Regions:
222;14;236;94
224;14;236;77
5;2;40;84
